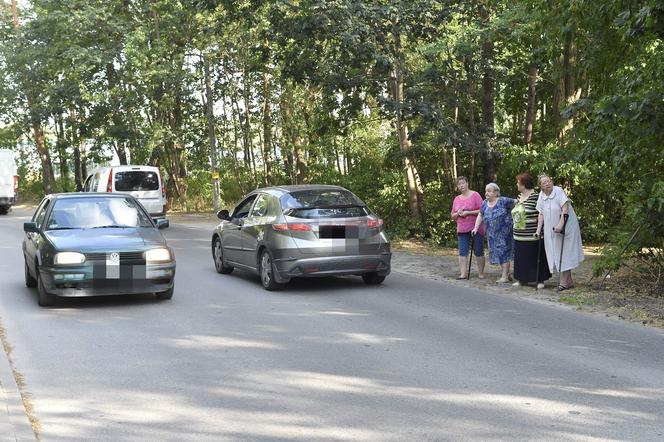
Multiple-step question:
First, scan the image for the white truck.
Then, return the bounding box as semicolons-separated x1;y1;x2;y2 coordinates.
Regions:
0;149;18;215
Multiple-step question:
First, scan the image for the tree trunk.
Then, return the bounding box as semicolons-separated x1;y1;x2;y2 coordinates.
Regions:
261;40;273;186
32;120;55;194
554;30;581;139
221;86;245;195
559;37;581;138
69;107;82;190
294;136;307;184
240;65;258;188
11;0;55;194
463;55;478;190
390;20;424;222
203;55;220;211
524;62;538;144
478;3;496;184
55;114;69;191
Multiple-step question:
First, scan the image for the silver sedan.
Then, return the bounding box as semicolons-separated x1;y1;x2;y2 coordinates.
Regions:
211;185;391;290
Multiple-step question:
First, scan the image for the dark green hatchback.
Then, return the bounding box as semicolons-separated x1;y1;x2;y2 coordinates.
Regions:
22;193;175;306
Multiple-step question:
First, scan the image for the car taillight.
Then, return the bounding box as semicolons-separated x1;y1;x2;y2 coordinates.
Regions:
160;175;166;199
272;223;312;231
367;218;383;229
106;168;113;192
13;175;19;193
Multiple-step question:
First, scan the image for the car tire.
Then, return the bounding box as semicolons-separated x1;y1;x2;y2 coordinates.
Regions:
37;270;56;307
259;249;284;291
0;206;8;215
156;285;174;300
213;237;234;274
362;272;386;285
25;260;37;288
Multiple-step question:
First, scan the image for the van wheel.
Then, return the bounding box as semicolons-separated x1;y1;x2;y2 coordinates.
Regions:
25;260;37;288
156;285;174;300
259;249;284;291
0;206;8;215
362;272;386;285
213;237;233;274
37;271;56;307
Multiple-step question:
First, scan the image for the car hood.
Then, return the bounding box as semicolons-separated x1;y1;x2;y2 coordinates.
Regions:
45;227;166;252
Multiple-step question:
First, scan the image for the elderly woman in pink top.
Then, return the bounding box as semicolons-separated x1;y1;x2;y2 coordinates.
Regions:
450;176;485;279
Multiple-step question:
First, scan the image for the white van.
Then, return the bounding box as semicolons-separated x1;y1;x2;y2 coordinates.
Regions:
0;149;18;215
83;165;167;222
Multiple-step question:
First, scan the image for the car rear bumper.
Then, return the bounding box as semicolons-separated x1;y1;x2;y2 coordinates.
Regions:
273;252;391;281
39;263;176;297
0;197;15;205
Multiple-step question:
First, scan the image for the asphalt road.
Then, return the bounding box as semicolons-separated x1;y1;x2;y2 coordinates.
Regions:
1;206;663;441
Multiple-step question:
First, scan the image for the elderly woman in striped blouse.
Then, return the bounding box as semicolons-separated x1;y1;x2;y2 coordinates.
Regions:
511;173;551;289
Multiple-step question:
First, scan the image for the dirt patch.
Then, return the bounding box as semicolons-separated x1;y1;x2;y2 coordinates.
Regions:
391;239;664;329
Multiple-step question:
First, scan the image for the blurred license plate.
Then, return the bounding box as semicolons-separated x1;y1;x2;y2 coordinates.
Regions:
319;225;345;239
93;264;146;279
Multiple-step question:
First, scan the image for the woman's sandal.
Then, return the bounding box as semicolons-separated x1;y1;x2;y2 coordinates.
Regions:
556;285;574;292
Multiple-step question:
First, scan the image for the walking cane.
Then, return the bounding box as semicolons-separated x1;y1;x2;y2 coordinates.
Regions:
535;233;542;290
467;233;475;280
554;213;569;291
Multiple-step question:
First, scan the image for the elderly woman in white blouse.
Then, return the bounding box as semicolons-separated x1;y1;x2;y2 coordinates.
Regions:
535;174;584;291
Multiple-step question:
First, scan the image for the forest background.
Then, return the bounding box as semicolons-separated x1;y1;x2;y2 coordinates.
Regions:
0;0;662;291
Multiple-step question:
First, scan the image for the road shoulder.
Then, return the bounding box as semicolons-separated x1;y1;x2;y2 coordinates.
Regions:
0;321;36;441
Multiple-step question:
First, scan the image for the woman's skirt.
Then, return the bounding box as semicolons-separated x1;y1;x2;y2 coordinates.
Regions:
514;238;551;283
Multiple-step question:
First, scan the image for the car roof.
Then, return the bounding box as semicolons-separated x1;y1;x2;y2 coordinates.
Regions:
89;165;160;173
49;192;137;200
254;184;349;197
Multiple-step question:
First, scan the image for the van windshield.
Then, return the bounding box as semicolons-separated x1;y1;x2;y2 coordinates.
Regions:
114;171;159;191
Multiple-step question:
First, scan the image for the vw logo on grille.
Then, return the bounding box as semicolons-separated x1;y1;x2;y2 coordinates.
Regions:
109;252;120;263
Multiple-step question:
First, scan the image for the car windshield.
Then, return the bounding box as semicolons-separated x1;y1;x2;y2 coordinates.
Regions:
114;171;159;191
46;197;153;230
282;189;368;219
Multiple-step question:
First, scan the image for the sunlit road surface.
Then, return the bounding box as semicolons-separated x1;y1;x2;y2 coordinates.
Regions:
1;206;663;441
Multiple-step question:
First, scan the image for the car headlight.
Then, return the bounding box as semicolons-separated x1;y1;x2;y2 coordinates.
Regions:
144;248;171;263
54;252;86;265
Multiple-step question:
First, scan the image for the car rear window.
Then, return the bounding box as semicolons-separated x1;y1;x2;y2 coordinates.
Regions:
282;189;368;219
114;171;159;191
287;206;369;219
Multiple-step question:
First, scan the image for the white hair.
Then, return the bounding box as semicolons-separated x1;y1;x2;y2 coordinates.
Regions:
538;174;552;185
485;182;500;195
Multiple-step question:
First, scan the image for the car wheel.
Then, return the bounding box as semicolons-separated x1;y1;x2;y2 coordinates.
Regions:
156;285;174;300
0;206;8;215
37;270;56;307
213;237;233;274
259;249;284;291
362;272;386;285
24;260;37;288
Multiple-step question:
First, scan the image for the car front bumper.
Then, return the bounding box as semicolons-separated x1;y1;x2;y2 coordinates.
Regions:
40;262;176;297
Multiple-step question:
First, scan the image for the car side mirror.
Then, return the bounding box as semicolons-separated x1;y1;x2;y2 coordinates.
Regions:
156;219;169;229
217;209;230;221
24;222;40;233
